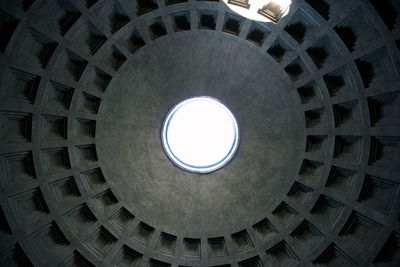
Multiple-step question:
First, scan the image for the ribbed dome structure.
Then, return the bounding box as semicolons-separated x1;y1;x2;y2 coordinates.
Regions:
0;0;399;266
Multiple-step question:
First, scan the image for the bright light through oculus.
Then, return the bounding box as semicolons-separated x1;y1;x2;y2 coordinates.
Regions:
222;0;292;23
162;97;239;173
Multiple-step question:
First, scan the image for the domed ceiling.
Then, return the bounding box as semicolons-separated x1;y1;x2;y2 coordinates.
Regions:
0;0;399;266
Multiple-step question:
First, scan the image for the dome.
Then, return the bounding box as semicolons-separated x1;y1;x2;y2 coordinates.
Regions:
0;0;399;266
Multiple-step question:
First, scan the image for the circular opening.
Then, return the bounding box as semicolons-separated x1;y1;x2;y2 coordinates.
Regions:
162;96;239;173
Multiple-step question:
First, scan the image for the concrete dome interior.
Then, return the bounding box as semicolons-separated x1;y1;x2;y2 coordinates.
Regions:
0;0;399;266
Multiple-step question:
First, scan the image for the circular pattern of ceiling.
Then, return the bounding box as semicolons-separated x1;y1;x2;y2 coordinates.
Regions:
0;0;399;267
96;32;303;236
162;96;239;173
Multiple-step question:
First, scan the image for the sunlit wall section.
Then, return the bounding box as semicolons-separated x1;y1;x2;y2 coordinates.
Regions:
223;0;292;23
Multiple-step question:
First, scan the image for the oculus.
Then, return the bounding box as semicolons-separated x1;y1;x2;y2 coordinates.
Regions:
162;97;239;173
